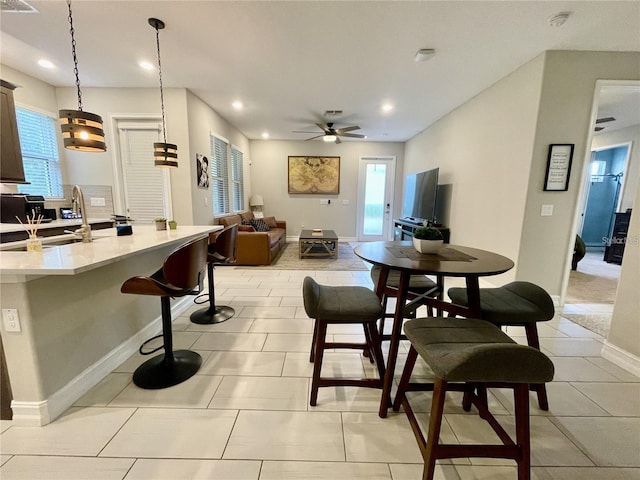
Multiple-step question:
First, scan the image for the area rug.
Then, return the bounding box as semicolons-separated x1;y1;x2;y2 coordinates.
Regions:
562;313;611;338
241;242;369;271
565;270;619;304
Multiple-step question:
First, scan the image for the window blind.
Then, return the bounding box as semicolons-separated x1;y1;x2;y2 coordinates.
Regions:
16;107;63;198
231;146;244;212
210;135;229;215
119;127;167;223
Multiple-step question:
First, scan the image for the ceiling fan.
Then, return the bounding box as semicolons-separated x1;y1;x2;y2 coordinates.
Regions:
594;116;616;132
293;122;365;144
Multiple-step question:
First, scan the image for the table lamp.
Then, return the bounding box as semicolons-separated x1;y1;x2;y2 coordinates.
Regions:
250;195;264;218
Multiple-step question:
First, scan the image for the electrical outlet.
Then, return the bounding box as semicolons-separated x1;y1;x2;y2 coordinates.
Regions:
90;197;106;207
2;308;21;333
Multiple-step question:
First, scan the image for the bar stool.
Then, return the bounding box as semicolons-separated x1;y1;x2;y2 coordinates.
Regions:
121;236;208;389
190;224;238;325
447;281;555;410
302;276;386;406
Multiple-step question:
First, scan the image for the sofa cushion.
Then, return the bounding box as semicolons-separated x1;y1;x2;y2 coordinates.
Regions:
251;218;270;232
238;224;256;232
240;211;254;222
219;214;242;228
263;216;278;228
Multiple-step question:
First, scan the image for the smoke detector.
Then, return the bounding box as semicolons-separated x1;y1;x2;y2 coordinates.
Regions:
414;49;436;62
548;12;570;28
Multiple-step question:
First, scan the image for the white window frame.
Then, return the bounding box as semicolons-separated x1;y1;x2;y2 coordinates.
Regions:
15;104;63;198
210;133;245;215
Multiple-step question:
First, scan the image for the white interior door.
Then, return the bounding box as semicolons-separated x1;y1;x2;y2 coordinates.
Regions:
356;156;396;242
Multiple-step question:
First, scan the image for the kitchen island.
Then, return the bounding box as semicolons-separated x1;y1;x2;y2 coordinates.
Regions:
0;225;221;425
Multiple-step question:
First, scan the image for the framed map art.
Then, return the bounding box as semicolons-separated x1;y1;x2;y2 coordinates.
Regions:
288;156;340;194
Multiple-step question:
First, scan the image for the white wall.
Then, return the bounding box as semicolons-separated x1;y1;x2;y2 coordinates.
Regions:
591;124;640;212
186;91;250;226
404;54;545;285
249;140;405;239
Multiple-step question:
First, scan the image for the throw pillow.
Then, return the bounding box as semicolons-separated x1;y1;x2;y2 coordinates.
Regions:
241;218;252;226
263;216;278;228
250;218;270;232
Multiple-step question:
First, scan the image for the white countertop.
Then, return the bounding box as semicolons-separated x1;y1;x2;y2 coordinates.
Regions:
0;225;221;277
0;218;114;234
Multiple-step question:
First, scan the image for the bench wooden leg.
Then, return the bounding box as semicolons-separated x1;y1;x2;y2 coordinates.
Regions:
524;324;549;411
309;319;318;363
310;320;327;406
514;383;531;480
423;378;447;480
365;321;386;381
393;346;418;411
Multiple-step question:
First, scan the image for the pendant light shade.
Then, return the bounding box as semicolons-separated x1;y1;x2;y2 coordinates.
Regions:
149;17;178;168
59;0;106;152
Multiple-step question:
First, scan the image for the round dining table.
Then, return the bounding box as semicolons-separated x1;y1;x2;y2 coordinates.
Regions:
354;241;514;417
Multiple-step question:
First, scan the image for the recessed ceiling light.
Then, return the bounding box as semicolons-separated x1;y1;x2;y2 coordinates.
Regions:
548;11;570;28
414;48;436;62
139;61;154;71
37;59;55;69
232;100;243;110
261;132;269;139
381;103;394;113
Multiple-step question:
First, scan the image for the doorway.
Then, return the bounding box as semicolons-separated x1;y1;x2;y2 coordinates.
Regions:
580;144;630;250
112;119;173;223
356;156;396;242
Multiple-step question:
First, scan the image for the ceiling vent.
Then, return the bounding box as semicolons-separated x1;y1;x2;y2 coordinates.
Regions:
324;110;343;118
1;0;38;13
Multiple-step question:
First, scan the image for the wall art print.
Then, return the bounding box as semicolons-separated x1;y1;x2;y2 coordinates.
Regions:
196;153;209;189
288;156;340;194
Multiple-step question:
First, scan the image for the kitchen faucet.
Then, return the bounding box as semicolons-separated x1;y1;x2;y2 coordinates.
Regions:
70;185;92;243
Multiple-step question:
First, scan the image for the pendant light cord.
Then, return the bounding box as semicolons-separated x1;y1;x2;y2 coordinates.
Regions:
154;24;168;145
66;0;83;112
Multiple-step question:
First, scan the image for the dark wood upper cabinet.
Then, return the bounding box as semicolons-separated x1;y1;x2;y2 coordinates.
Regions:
1;79;27;184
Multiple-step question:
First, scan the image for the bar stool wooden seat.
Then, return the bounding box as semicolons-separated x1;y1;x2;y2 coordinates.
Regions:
302;276;386;406
190;224;238;325
121;236;208;389
447;281;555;410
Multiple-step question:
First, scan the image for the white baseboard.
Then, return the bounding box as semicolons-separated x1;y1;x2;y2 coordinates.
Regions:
10;297;194;426
601;340;640;377
550;294;561;307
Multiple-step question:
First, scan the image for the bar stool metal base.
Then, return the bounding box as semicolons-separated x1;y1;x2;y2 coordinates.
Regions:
190;305;235;324
133;350;202;389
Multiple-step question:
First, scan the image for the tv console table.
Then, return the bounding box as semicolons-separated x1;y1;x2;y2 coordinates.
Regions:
393;218;450;243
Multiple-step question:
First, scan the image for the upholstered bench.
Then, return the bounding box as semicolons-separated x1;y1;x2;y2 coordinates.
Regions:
447;281;555;409
394;317;554;480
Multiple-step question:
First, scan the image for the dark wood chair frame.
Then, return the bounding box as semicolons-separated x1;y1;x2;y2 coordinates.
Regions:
395;346;534;480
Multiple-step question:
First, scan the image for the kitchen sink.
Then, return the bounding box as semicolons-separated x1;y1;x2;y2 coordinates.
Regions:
0;235;106;252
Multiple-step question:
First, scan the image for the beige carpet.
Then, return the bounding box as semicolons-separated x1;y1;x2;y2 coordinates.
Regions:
240;242;369;271
566;252;621;304
562;313;612;338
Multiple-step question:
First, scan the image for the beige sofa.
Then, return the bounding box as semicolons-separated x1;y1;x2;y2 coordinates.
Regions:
217;212;286;265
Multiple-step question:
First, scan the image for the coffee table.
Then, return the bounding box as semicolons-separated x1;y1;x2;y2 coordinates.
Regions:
299;229;339;259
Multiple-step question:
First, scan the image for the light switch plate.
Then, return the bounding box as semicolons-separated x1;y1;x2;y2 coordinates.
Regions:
541;205;554;216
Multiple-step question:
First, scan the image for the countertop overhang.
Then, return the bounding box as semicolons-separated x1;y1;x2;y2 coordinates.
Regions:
0;225;221;277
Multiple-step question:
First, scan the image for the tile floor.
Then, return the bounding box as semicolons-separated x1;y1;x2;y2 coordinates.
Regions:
1;267;639;480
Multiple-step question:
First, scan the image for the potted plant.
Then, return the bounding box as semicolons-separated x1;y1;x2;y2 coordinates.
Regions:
154;217;167;231
168;220;177;230
412;223;443;254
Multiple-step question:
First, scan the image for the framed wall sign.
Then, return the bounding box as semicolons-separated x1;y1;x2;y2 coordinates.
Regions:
288;156;340;194
543;144;574;191
196;153;209;189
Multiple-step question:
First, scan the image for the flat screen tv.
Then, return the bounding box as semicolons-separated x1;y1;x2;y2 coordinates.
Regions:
401;167;439;224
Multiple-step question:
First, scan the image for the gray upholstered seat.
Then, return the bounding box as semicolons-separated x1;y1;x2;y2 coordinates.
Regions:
302;276;385;406
403;317;554;383
447;281;554;410
396;316;554;480
370;265;438;292
447;281;554;325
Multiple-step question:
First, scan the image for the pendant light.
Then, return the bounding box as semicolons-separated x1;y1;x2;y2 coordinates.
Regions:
58;0;106;152
149;18;178;168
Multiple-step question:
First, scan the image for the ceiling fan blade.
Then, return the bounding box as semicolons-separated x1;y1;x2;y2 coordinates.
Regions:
292;130;321;134
316;123;332;134
339;132;365;138
335;136;342;144
335;125;360;134
596;117;616;124
305;135;324;141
